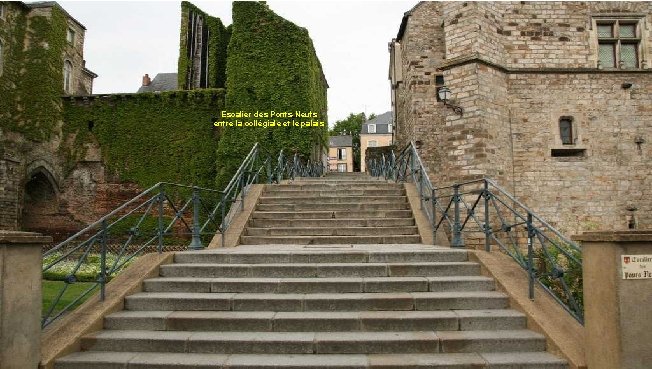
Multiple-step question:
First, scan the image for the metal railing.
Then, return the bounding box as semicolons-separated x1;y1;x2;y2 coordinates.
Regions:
41;143;321;328
367;142;584;324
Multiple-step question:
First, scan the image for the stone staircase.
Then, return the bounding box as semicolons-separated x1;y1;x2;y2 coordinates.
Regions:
242;172;421;245
54;173;568;369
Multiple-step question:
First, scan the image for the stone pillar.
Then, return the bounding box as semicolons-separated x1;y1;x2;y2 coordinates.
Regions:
0;231;51;369
575;230;652;369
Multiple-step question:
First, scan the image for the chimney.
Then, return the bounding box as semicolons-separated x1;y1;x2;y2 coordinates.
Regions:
142;74;151;86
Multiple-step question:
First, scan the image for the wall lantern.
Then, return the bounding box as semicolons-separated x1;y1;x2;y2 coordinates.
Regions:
437;86;463;116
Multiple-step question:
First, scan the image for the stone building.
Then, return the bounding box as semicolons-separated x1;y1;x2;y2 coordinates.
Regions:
1;1;327;243
389;1;652;235
329;135;353;173
0;1;97;235
360;111;394;173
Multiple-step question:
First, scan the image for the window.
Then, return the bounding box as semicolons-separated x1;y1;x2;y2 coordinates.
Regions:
337;163;347;172
368;124;376;134
66;28;75;44
368;140;378;147
63;61;73;93
337;148;347;160
559;117;574;145
597;20;641;69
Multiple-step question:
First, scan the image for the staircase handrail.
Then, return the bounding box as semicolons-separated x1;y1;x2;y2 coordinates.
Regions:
368;141;584;324
41;142;320;328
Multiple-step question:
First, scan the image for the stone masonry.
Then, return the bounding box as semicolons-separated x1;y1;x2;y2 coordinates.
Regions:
389;1;652;236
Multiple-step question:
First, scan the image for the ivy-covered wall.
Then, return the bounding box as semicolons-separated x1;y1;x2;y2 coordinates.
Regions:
62;89;225;188
215;1;328;188
0;4;67;142
178;1;230;90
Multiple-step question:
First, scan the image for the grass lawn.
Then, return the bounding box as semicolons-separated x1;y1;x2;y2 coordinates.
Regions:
42;280;98;318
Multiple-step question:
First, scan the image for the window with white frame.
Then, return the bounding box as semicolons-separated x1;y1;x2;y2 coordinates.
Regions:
337;163;347;172
368;140;378;147
337;148;347;160
596;19;641;69
367;124;376;134
63;60;73;93
66;28;75;44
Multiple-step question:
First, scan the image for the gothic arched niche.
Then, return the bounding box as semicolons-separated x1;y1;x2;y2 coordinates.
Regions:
21;167;60;232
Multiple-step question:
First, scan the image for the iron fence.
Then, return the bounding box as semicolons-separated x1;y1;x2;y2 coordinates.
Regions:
367;142;584;324
41;143;322;328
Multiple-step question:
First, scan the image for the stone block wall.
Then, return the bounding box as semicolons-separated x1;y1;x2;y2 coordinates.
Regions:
508;72;652;233
0;156;20;230
391;1;652;236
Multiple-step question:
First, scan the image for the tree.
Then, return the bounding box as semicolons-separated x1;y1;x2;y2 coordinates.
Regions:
329;112;376;172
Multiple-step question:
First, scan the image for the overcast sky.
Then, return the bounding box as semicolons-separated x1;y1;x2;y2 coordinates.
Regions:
58;1;418;126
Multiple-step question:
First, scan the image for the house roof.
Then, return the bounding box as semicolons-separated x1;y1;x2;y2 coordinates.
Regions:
396;2;426;41
25;2;87;30
137;73;178;93
329;135;352;147
361;111;392;134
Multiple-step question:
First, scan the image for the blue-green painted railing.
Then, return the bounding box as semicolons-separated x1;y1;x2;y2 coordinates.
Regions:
42;143;322;328
367;142;584;324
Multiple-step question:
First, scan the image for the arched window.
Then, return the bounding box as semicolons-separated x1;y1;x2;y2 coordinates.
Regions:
63;60;73;93
559;117;574;145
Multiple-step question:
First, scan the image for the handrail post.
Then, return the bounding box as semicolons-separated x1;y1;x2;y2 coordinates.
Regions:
188;186;203;250
266;157;272;184
240;173;246;211
431;188;437;245
527;212;535;300
451;184;465;248
484;180;491;252
157;184;165;253
99;219;107;301
220;191;226;247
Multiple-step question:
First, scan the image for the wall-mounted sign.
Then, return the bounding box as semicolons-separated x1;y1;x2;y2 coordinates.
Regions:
622;255;652;279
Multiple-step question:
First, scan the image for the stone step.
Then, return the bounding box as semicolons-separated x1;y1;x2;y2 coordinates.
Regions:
245;226;419;237
269;183;402;191
240;235;422;244
248;218;416;228
287;180;391;185
263;189;406;196
143;276;495;294
55;351;568;369
124;291;509;312
104;309;526;332
258;196;408;204
255;202;410;212
174;249;468;264
251;210;414;219
80;329;544;355
159;262;480;278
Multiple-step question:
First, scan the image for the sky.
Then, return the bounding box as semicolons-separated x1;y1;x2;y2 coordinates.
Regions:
58;1;419;126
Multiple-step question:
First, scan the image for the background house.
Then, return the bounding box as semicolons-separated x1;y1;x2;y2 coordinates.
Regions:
328;135;353;172
360;111;393;172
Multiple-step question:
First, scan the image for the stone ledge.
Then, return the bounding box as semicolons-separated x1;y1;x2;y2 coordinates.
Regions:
39;251;174;369
573;230;652;243
470;249;587;369
0;230;52;244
